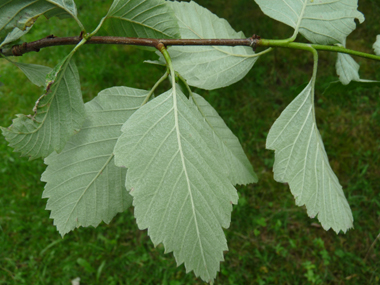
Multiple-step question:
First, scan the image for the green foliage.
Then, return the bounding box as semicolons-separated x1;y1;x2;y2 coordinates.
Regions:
254;0;364;44
42;87;147;235
105;0;180;39
0;0;379;283
266;79;353;233
114;86;242;282
1;56;85;159
4;59;52;87
0;0;82;45
153;1;260;90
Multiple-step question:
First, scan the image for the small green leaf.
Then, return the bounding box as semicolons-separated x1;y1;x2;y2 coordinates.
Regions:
12;61;52;87
1;56;85;159
336;53;360;85
42;87;147;236
190;93;257;185
152;1;259;90
254;0;364;45
0;27;30;48
373;35;380;55
105;0;180;39
266;80;353;233
114;88;238;283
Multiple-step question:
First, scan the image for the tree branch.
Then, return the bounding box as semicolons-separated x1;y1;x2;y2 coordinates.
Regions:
0;35;259;57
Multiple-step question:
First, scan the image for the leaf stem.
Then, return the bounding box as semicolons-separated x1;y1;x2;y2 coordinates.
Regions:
158;44;176;88
142;70;169;106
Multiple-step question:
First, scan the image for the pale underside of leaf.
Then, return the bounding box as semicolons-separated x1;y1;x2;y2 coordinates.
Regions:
373;35;380;56
114;88;238;283
336;52;360;85
152;1;258;90
41;87;148;236
254;0;364;45
190;93;257;185
0;0;79;44
106;0;180;39
1;57;85;159
266;80;353;233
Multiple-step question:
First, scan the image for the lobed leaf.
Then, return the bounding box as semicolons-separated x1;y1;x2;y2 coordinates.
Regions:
266;80;353;233
114;87;239;283
0;0;81;45
373;35;380;56
105;0;180;39
41;87;148;236
1;55;85;159
152;1;259;90
336;53;360;85
254;0;364;45
190;93;257;185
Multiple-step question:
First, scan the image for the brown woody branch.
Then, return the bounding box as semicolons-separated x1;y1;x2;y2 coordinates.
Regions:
0;35;260;57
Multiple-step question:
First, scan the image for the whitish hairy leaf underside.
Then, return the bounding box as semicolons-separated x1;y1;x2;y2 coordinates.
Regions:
42;87;149;236
254;0;364;45
266;81;353;233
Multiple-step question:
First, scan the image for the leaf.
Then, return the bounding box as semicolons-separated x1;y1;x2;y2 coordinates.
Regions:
114;88;238;283
190;93;257;185
323;79;380;95
13;61;52;87
336;53;360;85
373;35;380;56
254;0;364;45
1;55;85;159
0;26;30;48
266;80;353;233
105;0;180;39
0;0;81;44
41;87;148;236
152;1;258;90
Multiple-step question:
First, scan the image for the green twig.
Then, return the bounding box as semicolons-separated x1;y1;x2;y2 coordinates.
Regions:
258;39;380;61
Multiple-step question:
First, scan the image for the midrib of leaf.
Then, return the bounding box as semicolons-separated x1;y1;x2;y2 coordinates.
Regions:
169;55;209;279
267;88;310;148
173;86;207;279
62;154;115;228
297;118;314;199
292;0;308;39
281;105;313;182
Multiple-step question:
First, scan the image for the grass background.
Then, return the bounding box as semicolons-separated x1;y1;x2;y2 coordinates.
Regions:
1;0;379;284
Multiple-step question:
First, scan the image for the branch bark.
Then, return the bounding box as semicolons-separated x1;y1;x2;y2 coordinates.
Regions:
1;35;259;57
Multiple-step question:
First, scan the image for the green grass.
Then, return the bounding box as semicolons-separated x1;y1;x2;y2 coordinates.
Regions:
1;0;380;284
